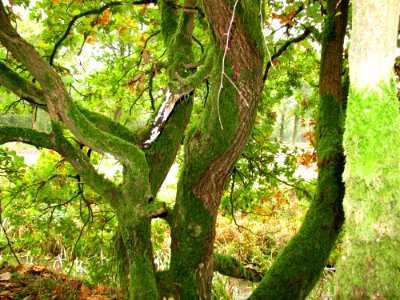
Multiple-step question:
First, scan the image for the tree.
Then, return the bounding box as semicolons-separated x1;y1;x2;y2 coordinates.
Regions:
0;0;264;298
0;0;350;299
248;0;349;298
336;0;400;298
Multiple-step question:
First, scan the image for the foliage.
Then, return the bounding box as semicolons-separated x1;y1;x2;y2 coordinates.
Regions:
0;147;117;286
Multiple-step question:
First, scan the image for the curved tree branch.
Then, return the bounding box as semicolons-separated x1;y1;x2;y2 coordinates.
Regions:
0;3;147;168
263;28;312;81
0;60;47;108
0;125;120;208
49;0;158;65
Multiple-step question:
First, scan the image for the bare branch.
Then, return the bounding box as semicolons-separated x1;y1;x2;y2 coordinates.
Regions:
49;1;158;65
263;28;312;81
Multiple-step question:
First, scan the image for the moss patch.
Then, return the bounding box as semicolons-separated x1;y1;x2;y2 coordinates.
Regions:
336;81;400;299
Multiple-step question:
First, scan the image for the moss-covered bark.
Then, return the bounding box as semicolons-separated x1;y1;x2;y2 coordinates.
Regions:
168;0;264;298
336;84;400;299
214;253;262;282
248;1;348;299
335;1;400;298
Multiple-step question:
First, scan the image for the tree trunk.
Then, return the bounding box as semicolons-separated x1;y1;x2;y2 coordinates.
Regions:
335;1;400;298
279;110;285;143
168;0;265;298
248;0;349;298
291;114;299;145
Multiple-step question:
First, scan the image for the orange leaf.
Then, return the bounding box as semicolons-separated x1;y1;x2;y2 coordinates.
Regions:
287;9;296;19
95;285;105;295
97;9;110;26
300;98;307;109
54;0;59;3
118;26;128;35
86;36;97;44
79;285;91;300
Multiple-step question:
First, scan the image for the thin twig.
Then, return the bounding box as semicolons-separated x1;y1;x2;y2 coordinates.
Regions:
259;0;276;74
0;201;20;264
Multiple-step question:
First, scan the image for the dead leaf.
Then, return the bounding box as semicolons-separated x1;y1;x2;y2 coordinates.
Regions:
86;296;108;300
79;285;91;300
31;265;47;273
0;272;11;281
0;291;14;299
95;285;105;295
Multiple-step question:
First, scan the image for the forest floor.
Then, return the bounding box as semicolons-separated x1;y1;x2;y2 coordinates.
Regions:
0;263;121;299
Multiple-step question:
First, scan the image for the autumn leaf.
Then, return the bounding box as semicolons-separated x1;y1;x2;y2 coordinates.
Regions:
95;285;105;295
79;285;91;300
0;272;11;281
300;98;307;109
118;27;128;35
287;9;296;19
97;9;111;26
86;36;97;44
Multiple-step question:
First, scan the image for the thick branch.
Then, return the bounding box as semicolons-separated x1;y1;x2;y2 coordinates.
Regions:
0;3;146;168
0;60;46;107
263;28;312;81
0;125;120;207
0;62;142;146
214;254;263;282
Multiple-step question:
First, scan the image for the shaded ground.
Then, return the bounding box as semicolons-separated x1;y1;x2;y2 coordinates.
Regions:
0;264;121;300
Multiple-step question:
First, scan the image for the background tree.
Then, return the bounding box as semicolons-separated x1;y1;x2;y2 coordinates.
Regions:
336;0;400;298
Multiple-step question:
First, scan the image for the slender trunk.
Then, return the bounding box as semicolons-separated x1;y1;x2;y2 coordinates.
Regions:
291;114;299;145
279;111;285;143
248;0;349;298
32;108;38;130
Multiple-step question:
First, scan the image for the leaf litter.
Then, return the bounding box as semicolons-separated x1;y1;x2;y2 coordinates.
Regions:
0;264;121;299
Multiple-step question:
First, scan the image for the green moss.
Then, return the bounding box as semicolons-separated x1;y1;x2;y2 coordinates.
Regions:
336;81;400;299
68;104;148;176
79;106;141;144
43;72;55;89
0;61;45;103
117;219;158;300
316;94;344;167
145;98;193;197
169;186;214;299
159;0;179;47
236;0;266;57
214;253;262;282
184;51;239;178
343;82;400;185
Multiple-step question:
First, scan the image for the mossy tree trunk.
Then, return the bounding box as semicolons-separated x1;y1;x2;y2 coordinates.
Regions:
248;0;349;299
335;1;400;298
167;0;264;298
0;2;194;298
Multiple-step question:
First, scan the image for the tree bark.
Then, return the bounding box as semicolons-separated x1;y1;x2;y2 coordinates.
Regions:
336;1;400;298
248;0;349;298
168;0;264;298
